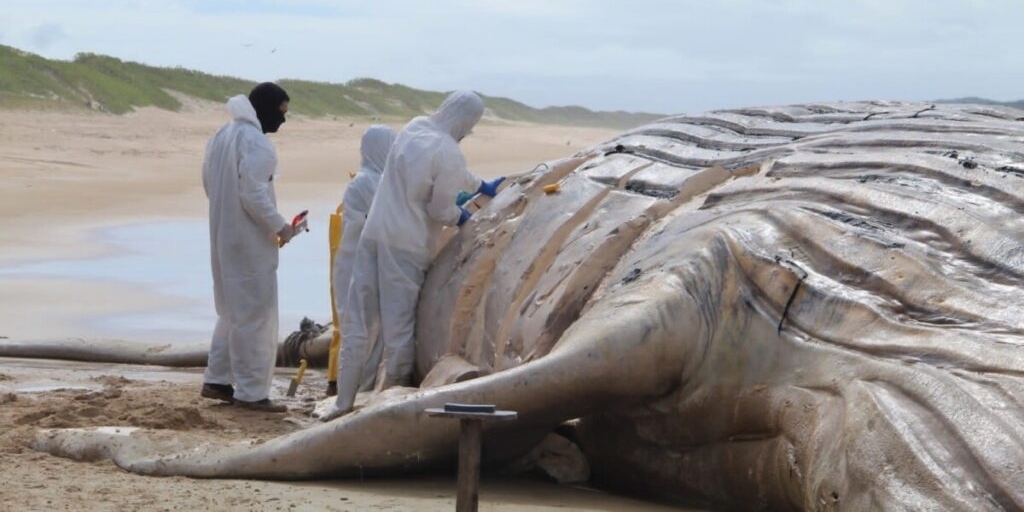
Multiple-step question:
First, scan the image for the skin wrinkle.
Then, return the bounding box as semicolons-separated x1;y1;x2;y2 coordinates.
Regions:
745;200;1024;332
719;220;1022;374
706;184;1024;286
493;181;613;368
857;378;1019;509
417;156;592;377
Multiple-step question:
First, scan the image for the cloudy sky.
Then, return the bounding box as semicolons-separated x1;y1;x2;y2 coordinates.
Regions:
3;0;1022;114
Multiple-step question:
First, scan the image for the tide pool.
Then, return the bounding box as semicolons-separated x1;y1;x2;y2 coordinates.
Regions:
0;219;335;342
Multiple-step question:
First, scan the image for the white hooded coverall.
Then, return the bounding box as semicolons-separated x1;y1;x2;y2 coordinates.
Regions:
202;95;288;403
331;125;397;388
335;91;485;412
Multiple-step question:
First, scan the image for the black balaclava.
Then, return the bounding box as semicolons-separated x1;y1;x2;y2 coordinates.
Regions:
248;82;290;133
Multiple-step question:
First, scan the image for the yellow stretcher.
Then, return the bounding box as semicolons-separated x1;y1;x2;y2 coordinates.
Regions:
326;202;343;396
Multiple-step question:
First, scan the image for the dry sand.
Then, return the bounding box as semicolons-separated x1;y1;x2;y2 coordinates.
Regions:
0;102;686;510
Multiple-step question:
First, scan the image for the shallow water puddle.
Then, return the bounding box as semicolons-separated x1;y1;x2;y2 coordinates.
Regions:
0;219;334;342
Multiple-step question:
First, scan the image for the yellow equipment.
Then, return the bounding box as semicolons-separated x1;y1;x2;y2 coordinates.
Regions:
326;203;344;396
286;359;308;397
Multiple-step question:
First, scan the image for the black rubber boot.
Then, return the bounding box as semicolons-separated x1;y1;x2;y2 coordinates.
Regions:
200;383;234;403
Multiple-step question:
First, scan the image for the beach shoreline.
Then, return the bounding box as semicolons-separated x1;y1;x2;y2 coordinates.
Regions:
0;104;617;342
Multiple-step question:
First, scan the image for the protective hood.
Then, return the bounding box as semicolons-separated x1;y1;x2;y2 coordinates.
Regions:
226;95;260;127
359;125;397;176
429;90;484;142
248;82;290;133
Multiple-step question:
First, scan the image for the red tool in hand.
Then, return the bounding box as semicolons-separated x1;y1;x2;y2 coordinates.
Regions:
279;210;309;247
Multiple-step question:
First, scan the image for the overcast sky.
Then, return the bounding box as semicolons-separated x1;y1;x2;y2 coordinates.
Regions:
3;0;1023;114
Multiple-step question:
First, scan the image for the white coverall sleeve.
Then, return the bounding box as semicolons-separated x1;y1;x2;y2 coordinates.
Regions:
239;139;288;234
425;149;480;226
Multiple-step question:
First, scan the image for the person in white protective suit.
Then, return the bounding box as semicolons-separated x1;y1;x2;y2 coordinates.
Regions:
329;125;397;390
323;90;505;420
200;82;295;413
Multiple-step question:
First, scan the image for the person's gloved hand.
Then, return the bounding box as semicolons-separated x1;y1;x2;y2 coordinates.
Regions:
277;224;296;245
457;206;472;227
477;177;506;197
455;190;475;207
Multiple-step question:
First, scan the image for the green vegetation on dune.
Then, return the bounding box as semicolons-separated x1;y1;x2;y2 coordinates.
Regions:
0;44;663;128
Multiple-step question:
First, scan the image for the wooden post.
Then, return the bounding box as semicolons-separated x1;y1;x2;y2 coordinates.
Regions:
457;419;482;512
426;404;518;512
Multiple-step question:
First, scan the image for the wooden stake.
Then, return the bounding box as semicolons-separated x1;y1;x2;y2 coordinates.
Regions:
457;418;482;512
426;405;518;512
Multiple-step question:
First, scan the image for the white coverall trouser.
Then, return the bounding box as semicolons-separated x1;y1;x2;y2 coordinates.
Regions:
335;238;429;411
204;271;279;402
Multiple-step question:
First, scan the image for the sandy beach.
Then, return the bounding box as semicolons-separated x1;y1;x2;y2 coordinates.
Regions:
0;101;691;510
0;98;619;339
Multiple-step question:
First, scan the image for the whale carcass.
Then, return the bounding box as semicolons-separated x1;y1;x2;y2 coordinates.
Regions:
22;101;1024;510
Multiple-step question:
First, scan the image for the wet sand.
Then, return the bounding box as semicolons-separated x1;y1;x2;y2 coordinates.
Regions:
0;359;681;511
0;101;692;510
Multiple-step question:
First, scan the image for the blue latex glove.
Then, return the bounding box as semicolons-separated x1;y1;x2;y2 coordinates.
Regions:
457;206;472;227
477;177;506;197
455;190;475;207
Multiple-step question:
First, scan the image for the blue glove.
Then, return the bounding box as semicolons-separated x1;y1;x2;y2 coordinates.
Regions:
455;190;475;207
477;177;506;198
457;206;471;227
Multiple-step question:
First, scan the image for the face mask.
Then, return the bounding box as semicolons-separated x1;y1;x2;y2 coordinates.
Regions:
263;110;286;133
248;82;290;134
